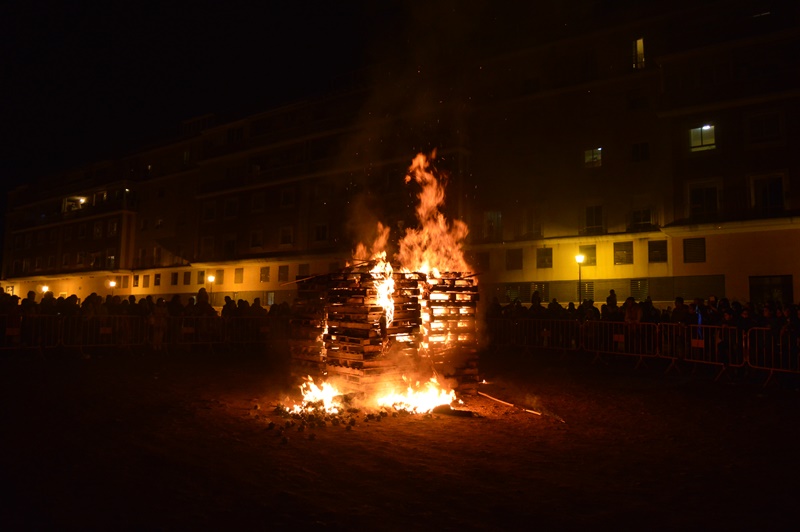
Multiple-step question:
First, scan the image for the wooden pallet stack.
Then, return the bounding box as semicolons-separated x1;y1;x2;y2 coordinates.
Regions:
323;269;423;394
287;267;480;395
288;275;328;381
421;272;480;394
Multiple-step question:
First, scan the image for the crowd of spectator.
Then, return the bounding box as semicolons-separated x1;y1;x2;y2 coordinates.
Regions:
0;288;292;321
485;289;800;334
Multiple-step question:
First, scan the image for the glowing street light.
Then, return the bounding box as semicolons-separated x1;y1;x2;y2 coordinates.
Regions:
109;280;116;296
207;274;215;305
41;285;49;294
575;254;585;303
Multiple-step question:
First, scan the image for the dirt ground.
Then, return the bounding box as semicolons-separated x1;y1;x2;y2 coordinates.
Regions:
2;345;799;530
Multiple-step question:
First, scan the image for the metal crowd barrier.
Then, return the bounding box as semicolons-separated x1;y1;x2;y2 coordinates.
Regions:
485;317;800;383
0;313;290;355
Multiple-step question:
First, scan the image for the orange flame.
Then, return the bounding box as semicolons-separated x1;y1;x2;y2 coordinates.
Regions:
397;152;471;277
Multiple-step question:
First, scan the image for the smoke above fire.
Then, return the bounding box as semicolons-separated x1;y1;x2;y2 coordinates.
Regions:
353;151;472;278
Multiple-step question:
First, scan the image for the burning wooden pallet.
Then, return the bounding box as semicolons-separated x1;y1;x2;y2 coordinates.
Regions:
288;276;327;381
288;268;479;394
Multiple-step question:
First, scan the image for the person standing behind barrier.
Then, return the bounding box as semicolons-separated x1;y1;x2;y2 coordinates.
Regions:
150;298;169;352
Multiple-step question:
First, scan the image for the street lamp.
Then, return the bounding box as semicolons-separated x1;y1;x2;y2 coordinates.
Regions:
109;280;116;296
41;285;49;294
575;254;585;303
207;274;215;305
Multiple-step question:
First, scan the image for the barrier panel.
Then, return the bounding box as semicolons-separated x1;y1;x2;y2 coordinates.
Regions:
582;321;658;362
660;323;741;379
223;316;273;350
61;315;148;351
484;318;582;352
746;327;800;384
0;313;22;350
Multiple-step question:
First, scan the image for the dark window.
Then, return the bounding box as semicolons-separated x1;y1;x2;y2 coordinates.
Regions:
278;265;289;282
585;206;604;234
183;271;191;285
614;241;634;265
752;175;784;216
505;249;523;271
154;274;161;287
536;248;553;269
260;266;270;282
298;263;310;277
171;272;179;285
689;186;718;220
748;112;782;144
648;241;668;263
683;238;706;263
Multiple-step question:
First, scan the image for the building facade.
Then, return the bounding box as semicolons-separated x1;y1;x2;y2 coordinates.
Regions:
3;0;799;310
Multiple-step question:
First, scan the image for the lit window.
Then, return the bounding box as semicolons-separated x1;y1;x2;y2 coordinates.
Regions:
690;125;716;151
234;268;244;284
584;148;602;168
632;38;645;69
579;245;596;266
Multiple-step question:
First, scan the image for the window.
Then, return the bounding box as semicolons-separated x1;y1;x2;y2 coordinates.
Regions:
93;221;103;239
314;224;329;242
122;276;129;289
201;236;214;256
63;226;72;242
153;246;162;265
226;127;243;144
505;249;523;271
62;254;70;267
278;265;289;282
483;211;503;241
215;270;224;285
683;238;706;263
78;224;87;239
107;220;118;237
747;112;782;144
154;274;161;287
585;205;604;234
298;263;310;277
171;272;178;285
47;255;56;268
584;148;602;168
77;251;86;266
234;268;244;284
631;142;650;162
143;275;150;288
648;241;668;263
224;236;236;256
280;188;295;207
689;184;719;220
279;226;294;245
536;248;553;269
133;275;140;288
578;245;596;266
630;208;653;231
183;271;191;285
106;248;116;269
614;241;634;265
250;230;263;248
632;37;645;69
197;270;205;284
474;252;491;273
690;125;715;151
751;174;784;216
260;266;270;282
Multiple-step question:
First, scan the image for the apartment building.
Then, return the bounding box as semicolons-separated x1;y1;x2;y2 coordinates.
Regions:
3;0;798;310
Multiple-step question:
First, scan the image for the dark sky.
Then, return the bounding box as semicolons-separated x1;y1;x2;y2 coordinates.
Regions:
0;1;412;185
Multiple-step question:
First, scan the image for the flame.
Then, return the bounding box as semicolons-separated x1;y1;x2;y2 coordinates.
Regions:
291;376;344;415
292;375;455;414
376;376;457;413
396;152;471;277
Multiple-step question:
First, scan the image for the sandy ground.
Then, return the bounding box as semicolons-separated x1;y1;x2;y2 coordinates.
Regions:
2;345;799;530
